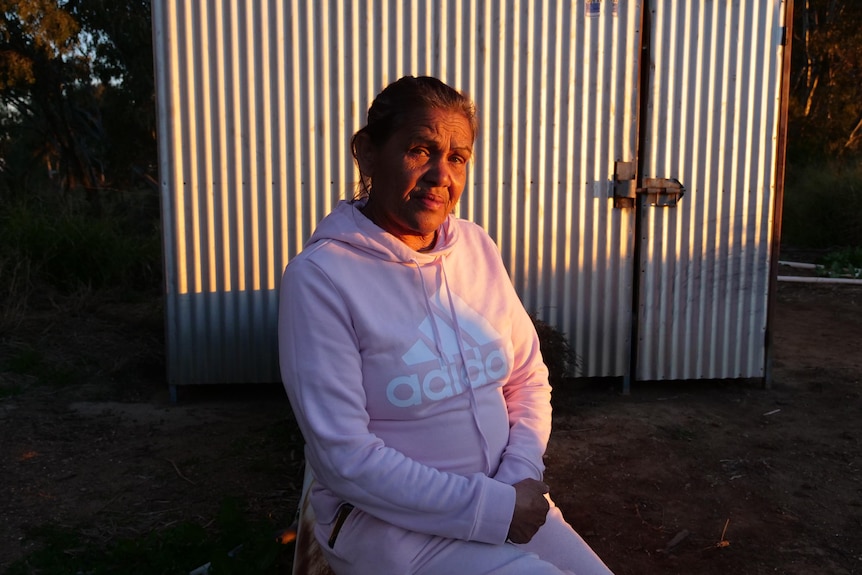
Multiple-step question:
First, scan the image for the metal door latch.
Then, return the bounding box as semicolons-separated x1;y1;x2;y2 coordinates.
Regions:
639;177;685;207
613;160;686;208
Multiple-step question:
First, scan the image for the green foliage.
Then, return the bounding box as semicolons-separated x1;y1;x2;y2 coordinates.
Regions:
817;246;862;278
782;158;862;249
0;192;162;334
531;316;580;383
5;498;291;575
0;194;162;294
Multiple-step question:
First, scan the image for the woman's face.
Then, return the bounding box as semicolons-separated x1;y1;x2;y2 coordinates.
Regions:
358;107;474;251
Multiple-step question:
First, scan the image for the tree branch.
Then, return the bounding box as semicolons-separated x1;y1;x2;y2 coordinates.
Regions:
843;115;862;151
804;74;820;117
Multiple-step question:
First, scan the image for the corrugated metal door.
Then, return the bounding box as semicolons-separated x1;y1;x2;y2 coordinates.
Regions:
634;0;788;381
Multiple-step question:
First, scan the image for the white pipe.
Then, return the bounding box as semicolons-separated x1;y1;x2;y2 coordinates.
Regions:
778;275;862;285
779;260;862;280
778;260;819;270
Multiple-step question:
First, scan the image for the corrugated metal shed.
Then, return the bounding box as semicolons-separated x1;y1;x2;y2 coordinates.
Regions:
152;0;791;391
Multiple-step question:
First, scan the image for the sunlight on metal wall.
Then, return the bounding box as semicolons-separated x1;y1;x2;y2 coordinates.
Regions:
154;0;644;384
637;0;787;380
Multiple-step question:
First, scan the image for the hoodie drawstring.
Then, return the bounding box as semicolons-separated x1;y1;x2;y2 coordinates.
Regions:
412;256;492;475
412;260;448;366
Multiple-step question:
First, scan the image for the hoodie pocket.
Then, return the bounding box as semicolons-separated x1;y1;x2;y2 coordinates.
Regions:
327;503;355;548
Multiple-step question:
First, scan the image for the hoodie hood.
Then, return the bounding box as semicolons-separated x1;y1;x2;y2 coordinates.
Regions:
306;199;460;263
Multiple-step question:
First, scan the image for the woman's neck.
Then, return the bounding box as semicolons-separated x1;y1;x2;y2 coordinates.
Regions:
359;201;438;252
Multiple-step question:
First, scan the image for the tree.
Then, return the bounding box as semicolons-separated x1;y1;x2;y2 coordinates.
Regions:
0;0;97;194
0;0;155;199
70;0;157;190
790;0;862;157
0;0;80;90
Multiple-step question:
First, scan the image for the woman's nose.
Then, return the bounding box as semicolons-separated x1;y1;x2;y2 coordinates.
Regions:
424;156;452;186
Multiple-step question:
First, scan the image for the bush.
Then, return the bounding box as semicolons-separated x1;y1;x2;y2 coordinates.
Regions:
783;157;862;249
0;194;162;294
0;191;162;329
531;316;580;383
817;246;862;278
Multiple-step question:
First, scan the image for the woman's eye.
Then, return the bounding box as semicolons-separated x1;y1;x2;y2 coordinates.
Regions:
410;147;430;157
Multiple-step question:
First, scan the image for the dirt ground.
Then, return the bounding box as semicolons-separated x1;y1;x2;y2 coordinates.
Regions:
1;279;860;574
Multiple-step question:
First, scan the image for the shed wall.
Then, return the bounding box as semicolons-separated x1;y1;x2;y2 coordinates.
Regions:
154;0;642;384
153;0;788;387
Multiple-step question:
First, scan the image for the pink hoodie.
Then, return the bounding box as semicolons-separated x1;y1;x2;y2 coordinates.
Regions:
278;199;551;546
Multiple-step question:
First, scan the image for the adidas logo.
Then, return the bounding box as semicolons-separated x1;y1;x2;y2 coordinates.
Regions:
385;292;509;407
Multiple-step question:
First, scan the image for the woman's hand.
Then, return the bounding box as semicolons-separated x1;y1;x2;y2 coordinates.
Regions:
507;478;550;544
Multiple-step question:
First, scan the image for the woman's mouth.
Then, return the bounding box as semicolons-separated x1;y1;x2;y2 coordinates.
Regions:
412;192;446;210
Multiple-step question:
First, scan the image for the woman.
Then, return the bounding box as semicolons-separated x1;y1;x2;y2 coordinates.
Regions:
279;76;613;575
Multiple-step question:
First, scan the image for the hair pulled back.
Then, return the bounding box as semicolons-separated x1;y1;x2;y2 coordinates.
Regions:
351;76;478;198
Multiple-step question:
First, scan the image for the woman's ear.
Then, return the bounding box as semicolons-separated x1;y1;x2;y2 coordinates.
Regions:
354;133;376;178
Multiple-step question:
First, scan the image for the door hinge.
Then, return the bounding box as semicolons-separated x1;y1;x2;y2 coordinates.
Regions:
613;160;637;209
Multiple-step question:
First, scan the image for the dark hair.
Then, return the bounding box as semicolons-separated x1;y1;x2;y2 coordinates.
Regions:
351;76;478;198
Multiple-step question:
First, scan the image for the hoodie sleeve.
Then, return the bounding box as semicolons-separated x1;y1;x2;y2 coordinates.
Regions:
491;268;553;486
278;255;515;544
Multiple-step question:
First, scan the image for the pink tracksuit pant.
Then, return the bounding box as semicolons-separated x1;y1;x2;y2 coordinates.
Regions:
317;497;615;575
